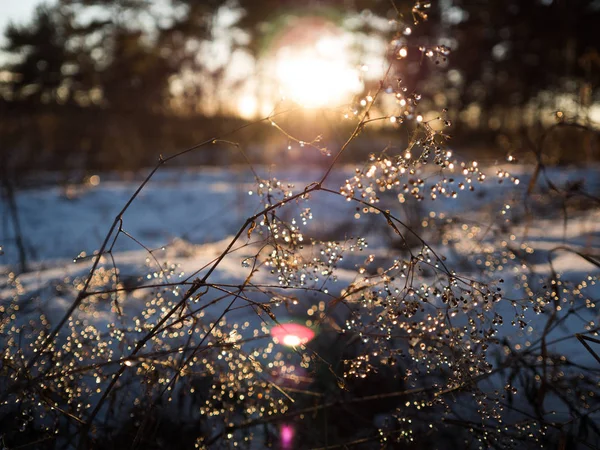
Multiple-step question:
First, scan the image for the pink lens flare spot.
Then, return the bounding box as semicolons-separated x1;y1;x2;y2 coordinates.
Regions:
280;424;294;448
271;323;315;347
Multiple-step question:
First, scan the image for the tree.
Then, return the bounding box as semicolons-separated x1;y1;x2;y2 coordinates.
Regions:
2;4;77;104
448;0;600;128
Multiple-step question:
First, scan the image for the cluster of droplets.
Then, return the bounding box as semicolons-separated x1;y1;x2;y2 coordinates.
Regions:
388;90;426;124
247;177;296;209
339;262;502;387
2;270;325;447
341;151;484;207
343;354;374;379
496;167;520;186
264;238;356;288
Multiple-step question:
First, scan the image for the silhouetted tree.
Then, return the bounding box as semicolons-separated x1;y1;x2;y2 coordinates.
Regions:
2;4;76;104
449;0;600;126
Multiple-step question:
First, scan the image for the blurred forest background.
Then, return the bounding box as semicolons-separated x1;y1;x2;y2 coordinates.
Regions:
1;0;599;177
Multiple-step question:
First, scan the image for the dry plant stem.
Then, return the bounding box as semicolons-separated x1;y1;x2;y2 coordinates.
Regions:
1;172;28;273
27;167;159;371
28;160;167;371
162;288;244;396
527;122;600;205
319;68;391;186
78;182;322;445
132;301;240;448
27;108;302;369
18;58;579;447
319;187;453;275
3;17;598;450
204;368;501;446
131;288;248;447
0;111;294;443
308;429;407;450
78;96;385;439
26;338;267;386
10;436;58;450
577;334;600;365
77;280;201;445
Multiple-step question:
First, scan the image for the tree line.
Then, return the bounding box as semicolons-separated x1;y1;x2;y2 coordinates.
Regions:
0;0;598;175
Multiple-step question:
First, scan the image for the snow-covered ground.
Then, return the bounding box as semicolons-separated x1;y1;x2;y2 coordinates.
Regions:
2;163;600;361
1;163;600;445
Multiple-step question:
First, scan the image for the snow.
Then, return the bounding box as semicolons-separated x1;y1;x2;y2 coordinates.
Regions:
1;163;600;439
2;163;599;336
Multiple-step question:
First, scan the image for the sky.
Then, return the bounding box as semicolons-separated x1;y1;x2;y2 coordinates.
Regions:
0;0;49;44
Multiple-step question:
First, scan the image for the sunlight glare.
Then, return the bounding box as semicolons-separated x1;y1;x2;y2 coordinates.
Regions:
282;334;302;346
237;94;258;119
274;35;362;108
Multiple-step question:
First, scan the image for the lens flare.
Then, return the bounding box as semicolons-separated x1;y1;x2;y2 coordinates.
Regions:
271;323;315;347
269;17;363;109
281;424;294;448
274;39;362;108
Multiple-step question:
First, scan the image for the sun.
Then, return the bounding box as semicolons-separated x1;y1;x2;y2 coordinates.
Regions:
273;34;363;108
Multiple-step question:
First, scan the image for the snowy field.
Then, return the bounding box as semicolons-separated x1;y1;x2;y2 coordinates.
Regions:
1;163;600;446
2;163;600;360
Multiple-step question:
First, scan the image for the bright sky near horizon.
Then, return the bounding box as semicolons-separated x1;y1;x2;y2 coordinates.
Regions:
1;0;51;42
